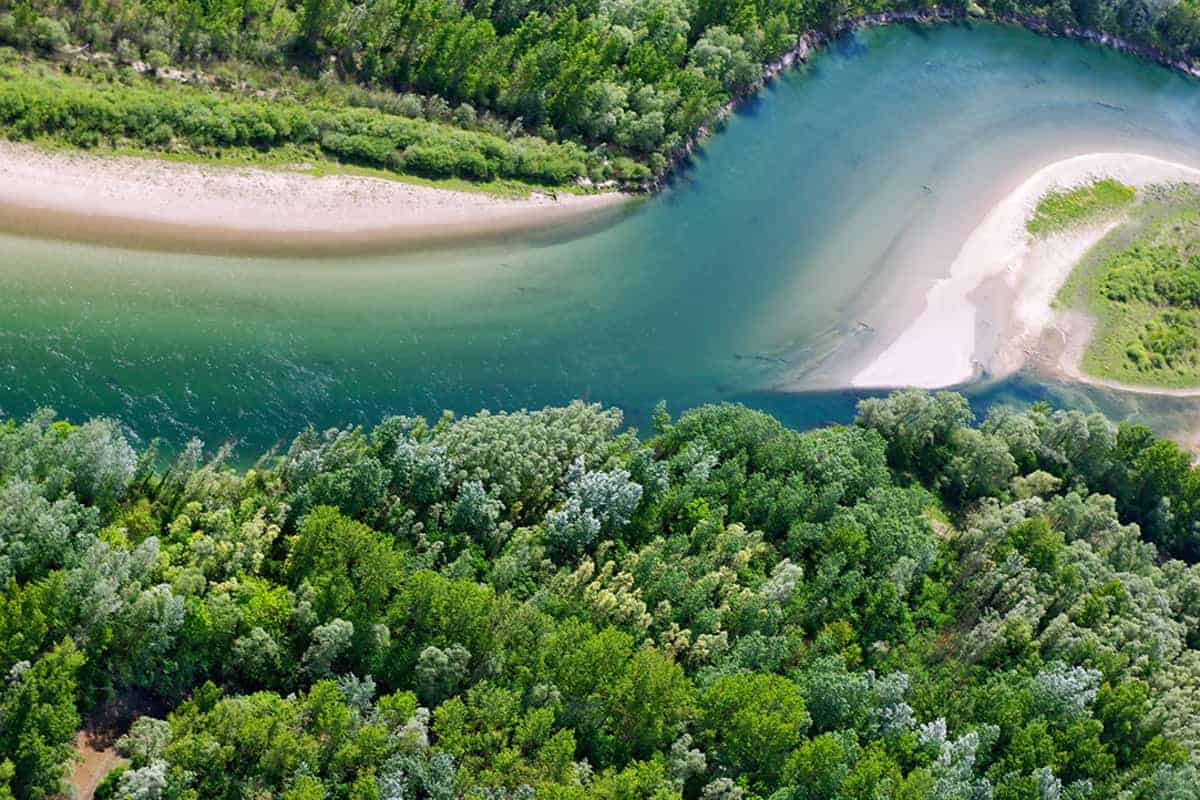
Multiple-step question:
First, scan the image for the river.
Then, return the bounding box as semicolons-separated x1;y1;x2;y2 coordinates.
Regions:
3;21;1200;454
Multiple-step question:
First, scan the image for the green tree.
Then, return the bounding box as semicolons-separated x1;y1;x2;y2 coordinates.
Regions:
605;648;694;763
285;506;402;622
700;672;810;786
0;640;85;800
785;732;859;800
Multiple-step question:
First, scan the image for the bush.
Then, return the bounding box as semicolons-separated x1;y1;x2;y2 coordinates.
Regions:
320;132;396;167
0;67;593;187
455;149;495;180
424;95;451;121
32;17;68;53
403;142;458;177
397;93;424;118
611;156;652;183
115;38;140;64
145;50;171;74
0;15;23;49
452;102;477;128
94;766;127;800
147;122;173;145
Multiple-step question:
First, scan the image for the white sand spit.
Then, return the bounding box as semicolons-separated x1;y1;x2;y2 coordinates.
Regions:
0;141;627;252
850;153;1200;389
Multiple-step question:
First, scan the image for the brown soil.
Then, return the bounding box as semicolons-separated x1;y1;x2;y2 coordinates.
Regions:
65;732;126;800
62;690;169;800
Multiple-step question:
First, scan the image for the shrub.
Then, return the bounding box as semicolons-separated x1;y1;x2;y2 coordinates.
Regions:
320;132;395;167
145;50;171;74
403;142;458;177
0;67;595;187
0;15;21;49
115;38;140;64
147;122;173;145
455;149;495;181
396;93;424;118
452;102;477;128
32;17;68;52
611;156;651;183
424;95;451;121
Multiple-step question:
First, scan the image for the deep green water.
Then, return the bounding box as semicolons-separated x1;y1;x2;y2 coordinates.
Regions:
3;21;1200;454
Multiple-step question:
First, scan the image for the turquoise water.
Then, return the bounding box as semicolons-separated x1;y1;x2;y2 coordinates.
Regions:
3;21;1200;454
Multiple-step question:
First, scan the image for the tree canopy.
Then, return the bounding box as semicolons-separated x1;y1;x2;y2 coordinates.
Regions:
4;0;1200;186
1;393;1200;799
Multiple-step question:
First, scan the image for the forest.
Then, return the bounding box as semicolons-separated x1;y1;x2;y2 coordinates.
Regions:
3;0;1200;187
2;391;1200;799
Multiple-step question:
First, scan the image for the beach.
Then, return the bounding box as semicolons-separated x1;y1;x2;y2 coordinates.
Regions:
0;141;628;255
849;153;1200;390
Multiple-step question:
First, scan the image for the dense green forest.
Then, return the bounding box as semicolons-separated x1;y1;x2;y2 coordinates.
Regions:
3;392;1200;799
3;0;1200;187
1056;184;1200;387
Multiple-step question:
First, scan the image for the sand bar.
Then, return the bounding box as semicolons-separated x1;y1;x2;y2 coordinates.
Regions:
850;153;1200;390
0;141;629;255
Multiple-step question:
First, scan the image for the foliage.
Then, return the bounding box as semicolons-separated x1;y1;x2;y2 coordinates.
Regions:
1058;186;1200;387
1026;178;1135;236
0;63;591;188
7;0;1200;188
0;394;1199;798
0;640;84;800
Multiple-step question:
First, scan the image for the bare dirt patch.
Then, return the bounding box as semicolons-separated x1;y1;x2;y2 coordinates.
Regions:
66;731;126;800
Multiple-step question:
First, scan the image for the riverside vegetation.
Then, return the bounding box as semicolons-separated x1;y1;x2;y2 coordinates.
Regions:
4;0;1200;189
5;393;1200;799
1054;184;1200;388
1025;179;1136;237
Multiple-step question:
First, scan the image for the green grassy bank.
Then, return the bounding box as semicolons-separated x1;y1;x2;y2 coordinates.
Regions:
1054;184;1200;388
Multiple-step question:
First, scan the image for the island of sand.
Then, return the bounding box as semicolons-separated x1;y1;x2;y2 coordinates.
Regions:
0;141;629;255
848;152;1200;394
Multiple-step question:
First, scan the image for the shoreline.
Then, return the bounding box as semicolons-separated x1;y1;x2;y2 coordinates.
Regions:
0;141;630;256
847;153;1200;391
1048;309;1200;398
657;13;1200;188
0;14;1192;251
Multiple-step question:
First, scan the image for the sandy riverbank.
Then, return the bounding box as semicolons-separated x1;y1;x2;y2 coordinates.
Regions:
849;153;1200;390
0;141;629;255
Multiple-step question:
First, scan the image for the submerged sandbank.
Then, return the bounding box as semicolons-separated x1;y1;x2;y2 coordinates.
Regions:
849;153;1200;390
0;141;629;255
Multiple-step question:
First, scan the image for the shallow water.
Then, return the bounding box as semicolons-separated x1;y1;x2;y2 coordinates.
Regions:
2;21;1200;454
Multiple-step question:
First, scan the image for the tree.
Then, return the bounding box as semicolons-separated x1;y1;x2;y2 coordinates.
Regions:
285;506;402;621
0;480;97;583
0;761;15;800
299;0;346;50
303;618;354;679
414;644;471;705
945;428;1018;504
605;648;694;763
700;673;810;786
856;390;973;481
285;427;389;521
785;732;859;800
0;397;1194;800
0;640;85;800
116;717;171;767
